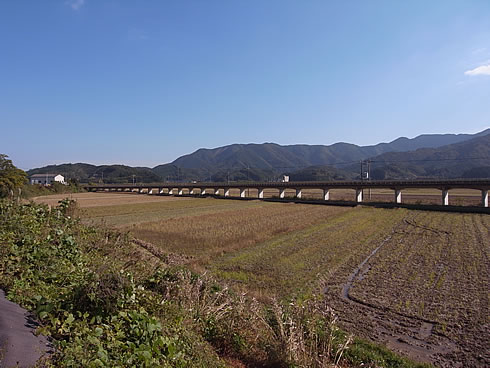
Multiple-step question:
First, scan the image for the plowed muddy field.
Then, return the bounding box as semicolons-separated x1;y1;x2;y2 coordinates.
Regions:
323;211;489;367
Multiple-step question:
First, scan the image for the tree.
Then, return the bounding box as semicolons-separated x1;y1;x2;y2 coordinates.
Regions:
0;154;27;198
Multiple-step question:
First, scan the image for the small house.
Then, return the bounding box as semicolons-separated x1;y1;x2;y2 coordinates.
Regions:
29;174;66;185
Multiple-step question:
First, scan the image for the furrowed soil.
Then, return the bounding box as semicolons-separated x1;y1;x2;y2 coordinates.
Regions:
33;193;490;367
332;211;490;367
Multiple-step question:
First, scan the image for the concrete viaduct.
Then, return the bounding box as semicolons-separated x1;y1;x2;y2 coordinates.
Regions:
83;179;490;208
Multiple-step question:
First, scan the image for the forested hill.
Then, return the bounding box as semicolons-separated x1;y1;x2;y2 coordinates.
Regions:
170;129;489;170
27;163;161;184
350;133;490;180
27;129;490;182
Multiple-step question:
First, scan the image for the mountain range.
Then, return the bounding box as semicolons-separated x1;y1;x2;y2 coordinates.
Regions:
26;128;490;183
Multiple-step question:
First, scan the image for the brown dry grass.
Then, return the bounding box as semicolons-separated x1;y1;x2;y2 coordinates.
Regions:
110;199;409;301
130;202;352;268
213;207;408;299
32;192;190;208
82;197;269;227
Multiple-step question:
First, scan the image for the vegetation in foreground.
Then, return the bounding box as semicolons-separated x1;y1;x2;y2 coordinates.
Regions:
0;199;430;367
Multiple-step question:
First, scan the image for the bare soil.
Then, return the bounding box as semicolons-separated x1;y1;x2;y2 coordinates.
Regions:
324;211;490;367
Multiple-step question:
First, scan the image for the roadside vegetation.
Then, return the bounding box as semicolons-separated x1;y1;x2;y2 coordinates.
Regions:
0;154;26;198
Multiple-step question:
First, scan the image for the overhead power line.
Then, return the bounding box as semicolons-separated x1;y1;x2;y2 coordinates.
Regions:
257;156;490;171
368;156;490;164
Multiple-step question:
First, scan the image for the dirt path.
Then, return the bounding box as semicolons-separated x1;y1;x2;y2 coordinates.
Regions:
0;290;51;368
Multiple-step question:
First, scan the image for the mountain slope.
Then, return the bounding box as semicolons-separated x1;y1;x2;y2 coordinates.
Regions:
27;163;161;183
370;128;490;153
171;129;490;171
26;128;489;183
356;134;490;179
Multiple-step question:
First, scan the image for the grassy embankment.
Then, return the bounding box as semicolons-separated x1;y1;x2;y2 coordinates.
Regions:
1;198;433;367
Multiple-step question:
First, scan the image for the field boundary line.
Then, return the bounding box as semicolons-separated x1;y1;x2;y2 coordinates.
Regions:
131;238;192;266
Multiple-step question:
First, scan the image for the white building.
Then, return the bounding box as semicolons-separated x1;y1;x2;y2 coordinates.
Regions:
29;174;66;185
282;175;290;183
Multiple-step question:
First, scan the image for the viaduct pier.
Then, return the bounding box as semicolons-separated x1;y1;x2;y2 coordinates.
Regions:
83;179;490;208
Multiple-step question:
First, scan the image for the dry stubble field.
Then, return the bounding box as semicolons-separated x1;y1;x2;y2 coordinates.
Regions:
34;193;490;367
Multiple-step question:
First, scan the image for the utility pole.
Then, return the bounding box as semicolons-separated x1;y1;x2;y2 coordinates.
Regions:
367;160;371;200
247;165;250;198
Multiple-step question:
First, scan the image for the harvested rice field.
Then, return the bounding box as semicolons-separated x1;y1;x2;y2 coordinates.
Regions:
33;193;490;367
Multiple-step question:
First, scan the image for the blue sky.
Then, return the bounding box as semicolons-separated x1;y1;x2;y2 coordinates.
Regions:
1;0;489;170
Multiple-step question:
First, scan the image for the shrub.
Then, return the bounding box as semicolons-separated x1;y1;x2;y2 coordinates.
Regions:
0;199;189;367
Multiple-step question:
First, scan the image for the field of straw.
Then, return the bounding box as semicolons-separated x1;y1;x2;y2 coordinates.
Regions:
33;192;490;366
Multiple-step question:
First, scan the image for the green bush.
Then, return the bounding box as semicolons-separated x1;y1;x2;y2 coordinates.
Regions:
0;200;189;367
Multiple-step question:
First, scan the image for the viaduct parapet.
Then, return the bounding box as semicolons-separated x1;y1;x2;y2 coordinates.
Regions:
83;179;490;208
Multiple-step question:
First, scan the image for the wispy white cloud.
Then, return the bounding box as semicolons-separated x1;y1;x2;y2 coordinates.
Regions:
471;47;487;55
66;0;85;11
464;64;490;76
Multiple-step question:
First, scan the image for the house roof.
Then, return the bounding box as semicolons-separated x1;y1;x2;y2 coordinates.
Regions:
29;174;62;178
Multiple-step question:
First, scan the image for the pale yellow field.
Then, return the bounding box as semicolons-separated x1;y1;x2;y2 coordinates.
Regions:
31;192;191;208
